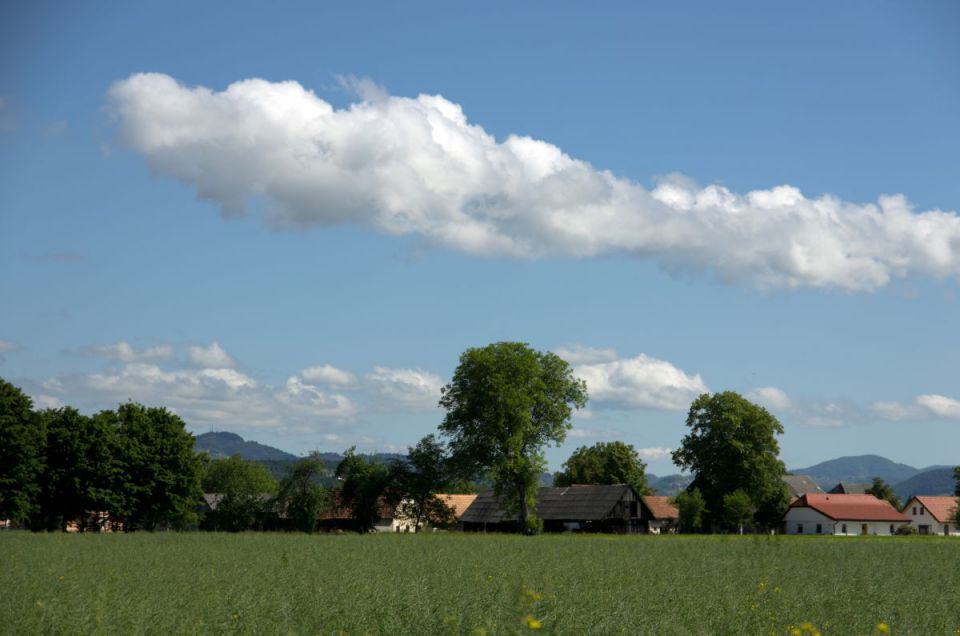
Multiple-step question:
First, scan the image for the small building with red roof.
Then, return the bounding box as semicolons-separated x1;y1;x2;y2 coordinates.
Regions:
639;496;679;534
901;496;959;536
783;493;910;536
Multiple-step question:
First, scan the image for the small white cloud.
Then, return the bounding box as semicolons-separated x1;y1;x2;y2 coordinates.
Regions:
31;394;64;410
553;344;619;365
0;339;19;352
186;342;235;368
636;447;674;462
574;353;707;411
872;393;960;422
567;427;605;439
365;366;444;411
301;364;357;387
916;394;960;419
748;386;793;411
79;341;175;363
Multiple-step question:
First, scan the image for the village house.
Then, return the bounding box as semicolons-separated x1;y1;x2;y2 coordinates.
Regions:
783;493;909;536
460;484;644;533
391;493;478;532
900;496;959;536
638;495;679;534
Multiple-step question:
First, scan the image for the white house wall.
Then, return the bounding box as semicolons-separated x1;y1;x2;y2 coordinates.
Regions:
783;507;901;536
903;500;959;536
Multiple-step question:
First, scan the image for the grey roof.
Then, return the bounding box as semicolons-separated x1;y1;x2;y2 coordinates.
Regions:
783;475;823;497
460;484;636;524
828;482;870;494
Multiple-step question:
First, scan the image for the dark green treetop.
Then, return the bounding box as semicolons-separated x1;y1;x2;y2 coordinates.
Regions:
554;441;652;496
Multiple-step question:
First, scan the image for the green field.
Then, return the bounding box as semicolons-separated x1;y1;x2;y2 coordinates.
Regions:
3;533;959;635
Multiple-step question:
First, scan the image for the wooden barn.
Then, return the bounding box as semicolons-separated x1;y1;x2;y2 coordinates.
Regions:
460;484;644;533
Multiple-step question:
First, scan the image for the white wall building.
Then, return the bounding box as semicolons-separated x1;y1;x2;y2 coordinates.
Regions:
901;496;959;536
783;494;909;536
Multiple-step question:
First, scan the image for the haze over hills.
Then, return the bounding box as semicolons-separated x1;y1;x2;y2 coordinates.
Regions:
195;433;956;499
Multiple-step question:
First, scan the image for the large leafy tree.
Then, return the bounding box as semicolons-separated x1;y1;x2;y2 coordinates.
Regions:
0;379;44;524
109;403;203;530
335;448;397;533
954;467;959;524
439;342;588;533
394;435;454;532
865;477;901;510
672;392;789;530
675;488;706;533
554;441;652;495
276;453;327;533
202;455;278;531
33;407;119;531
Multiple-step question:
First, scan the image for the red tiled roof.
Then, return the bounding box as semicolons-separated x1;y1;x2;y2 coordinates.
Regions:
436;494;478;519
642;495;679;520
789;493;909;522
320;491;397;520
904;496;959;524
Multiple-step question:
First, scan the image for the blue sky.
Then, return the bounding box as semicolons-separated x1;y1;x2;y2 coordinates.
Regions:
2;1;959;475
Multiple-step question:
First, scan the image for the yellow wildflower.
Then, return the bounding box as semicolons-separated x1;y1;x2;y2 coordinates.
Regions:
525;615;542;630
877;623;890;635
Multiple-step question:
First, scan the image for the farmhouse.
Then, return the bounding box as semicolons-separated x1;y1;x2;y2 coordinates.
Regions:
638;496;679;534
391;493;479;532
783;493;909;536
460;484;644;533
901;496;959;536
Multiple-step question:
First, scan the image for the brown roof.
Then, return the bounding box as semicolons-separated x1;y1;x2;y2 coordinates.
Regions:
789;493;909;522
436;494;478;519
642;495;679;520
320;491;397;521
461;484;638;524
903;496;959;524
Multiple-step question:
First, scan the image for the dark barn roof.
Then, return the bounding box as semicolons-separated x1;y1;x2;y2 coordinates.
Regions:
460;484;637;524
783;475;823;498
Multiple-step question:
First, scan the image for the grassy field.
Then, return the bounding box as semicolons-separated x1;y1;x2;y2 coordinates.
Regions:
3;533;960;635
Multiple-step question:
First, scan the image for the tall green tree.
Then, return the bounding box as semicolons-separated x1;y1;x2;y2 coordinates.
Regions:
109;403;203;530
672;392;789;531
865;477;901;510
439;342;588;533
335;448;396;533
33;407;119;531
675;488;706;533
276;453;327;533
0;379;44;524
953;466;959;524
722;489;755;535
394;435;454;532
554;441;652;495
201;455;278;531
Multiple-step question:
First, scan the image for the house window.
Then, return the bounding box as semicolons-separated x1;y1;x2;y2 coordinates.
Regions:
797;523;803;534
920;507;925;515
841;523;847;534
816;524;822;534
889;525;894;534
912;507;917;515
945;525;950;536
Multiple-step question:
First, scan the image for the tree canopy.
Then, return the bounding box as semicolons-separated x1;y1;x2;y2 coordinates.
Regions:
439;342;587;533
672;391;789;530
675;488;706;532
865;477;901;510
0;379;44;524
335;448;397;533
393;435;454;532
554;441;651;496
276;453;328;533
202;455;278;531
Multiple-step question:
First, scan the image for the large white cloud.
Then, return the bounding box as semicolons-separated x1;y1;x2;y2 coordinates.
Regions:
186;342;235;368
364;366;445;411
107;73;960;291
573;351;708;411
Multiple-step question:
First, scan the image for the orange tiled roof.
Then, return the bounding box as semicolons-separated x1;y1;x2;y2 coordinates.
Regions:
905;496;959;524
790;493;909;522
642;495;679;520
436;494;478;519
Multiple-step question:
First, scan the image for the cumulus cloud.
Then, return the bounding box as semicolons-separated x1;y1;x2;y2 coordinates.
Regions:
636;447;674;462
365;366;444;411
748;386;793;412
873;393;960;421
186;341;235;368
553;345;619;365
78;341;175;363
107;73;960;291
572;350;707;411
301;364;357;387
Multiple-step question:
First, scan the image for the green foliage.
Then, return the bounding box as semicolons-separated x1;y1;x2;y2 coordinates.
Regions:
5;534;960;634
722;489;755;534
201;455;278;531
554;441;651;495
108;403;203;530
393;435;455;531
335;448;396;533
276;453;327;533
894;524;918;536
954;467;960;524
675;488;707;532
672;391;789;530
864;477;902;510
0;378;44;523
33;407;119;531
439;342;588;532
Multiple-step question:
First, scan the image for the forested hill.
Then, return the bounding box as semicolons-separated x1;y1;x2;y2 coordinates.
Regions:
791;454;922;487
194;432;299;461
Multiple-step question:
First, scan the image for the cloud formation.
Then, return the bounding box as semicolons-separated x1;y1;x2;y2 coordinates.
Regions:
108;73;960;291
186;341;235;368
872;393;960;421
571;350;707;411
78;341;175;363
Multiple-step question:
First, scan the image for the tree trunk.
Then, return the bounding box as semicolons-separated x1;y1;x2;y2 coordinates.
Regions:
518;483;529;534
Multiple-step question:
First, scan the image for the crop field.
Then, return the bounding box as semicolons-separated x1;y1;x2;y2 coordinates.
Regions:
3;533;959;635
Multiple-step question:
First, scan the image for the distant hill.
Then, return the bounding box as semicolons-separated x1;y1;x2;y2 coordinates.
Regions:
893;468;957;501
791;455;920;490
648;473;692;497
195;432;299;461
